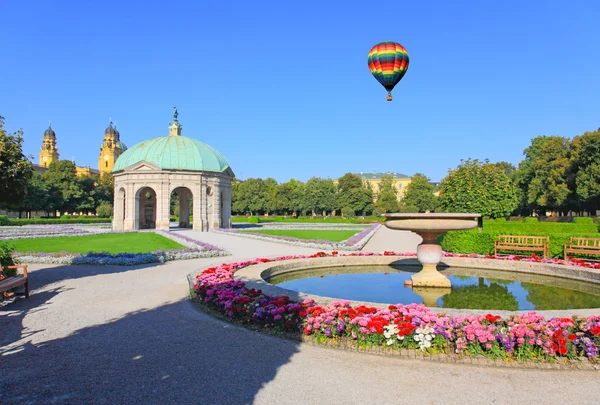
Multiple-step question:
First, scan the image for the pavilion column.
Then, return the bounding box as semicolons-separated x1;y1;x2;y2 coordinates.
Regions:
112;185;125;231
124;183;136;231
193;179;203;231
223;182;232;228
212;183;222;230
178;189;190;228
156;182;170;230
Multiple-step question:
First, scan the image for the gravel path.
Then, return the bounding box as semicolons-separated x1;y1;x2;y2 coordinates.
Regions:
1;227;599;404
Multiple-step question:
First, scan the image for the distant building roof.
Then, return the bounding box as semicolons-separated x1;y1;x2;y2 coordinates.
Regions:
357;171;411;180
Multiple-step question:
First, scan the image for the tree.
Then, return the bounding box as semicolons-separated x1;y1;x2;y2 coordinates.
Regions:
77;174;97;212
569;129;600;214
375;174;399;213
43;160;85;214
261;177;278;215
0;116;33;208
400;173;438;213
271;179;306;215
304;177;337;216
336;173;373;215
438;159;519;218
95;172;115;206
517;136;570;215
19;172;49;216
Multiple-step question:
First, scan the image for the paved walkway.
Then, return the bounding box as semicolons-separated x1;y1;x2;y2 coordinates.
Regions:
1;228;599;404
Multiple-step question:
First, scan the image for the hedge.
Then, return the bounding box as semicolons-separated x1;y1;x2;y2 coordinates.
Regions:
232;215;384;224
440;221;600;258
1;217;111;226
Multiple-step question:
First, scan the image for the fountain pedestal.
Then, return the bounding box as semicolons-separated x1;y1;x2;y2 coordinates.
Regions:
383;213;481;288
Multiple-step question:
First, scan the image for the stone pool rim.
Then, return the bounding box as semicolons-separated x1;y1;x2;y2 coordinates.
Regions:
232;255;600;318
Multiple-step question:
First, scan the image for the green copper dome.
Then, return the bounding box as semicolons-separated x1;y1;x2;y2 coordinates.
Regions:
112;136;231;173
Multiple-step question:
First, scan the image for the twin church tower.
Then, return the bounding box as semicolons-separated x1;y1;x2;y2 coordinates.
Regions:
39;122;128;176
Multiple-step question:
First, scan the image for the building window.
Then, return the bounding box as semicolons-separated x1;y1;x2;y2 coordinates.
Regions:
105;161;108;168
398;184;403;190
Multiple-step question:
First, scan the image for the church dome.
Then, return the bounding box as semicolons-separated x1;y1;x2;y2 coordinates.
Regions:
44;126;56;138
105;124;117;136
112;135;230;173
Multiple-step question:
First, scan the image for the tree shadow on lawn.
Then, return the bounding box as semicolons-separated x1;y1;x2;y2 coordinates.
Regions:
0;299;300;405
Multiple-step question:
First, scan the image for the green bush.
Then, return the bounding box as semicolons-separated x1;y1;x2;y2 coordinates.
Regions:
440;221;600;258
341;207;354;219
4;217;110;226
573;217;594;225
0;242;16;276
0;215;10;226
247;216;259;224
524;217;538;224
96;203;113;218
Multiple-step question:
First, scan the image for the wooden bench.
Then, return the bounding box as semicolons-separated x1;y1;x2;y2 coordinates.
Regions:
0;265;29;300
494;235;549;258
564;237;600;260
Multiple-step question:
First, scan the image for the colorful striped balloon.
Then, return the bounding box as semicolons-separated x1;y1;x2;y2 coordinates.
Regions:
368;41;409;101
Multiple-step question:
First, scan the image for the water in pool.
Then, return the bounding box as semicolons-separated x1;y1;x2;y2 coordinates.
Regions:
268;265;600;310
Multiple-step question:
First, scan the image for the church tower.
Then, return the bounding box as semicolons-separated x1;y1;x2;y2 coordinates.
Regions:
98;122;127;175
39;125;59;167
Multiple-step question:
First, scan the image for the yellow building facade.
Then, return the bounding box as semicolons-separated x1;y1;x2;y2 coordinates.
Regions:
38;122;127;177
335;172;412;201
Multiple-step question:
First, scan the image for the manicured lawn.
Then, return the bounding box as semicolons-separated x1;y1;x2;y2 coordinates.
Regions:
239;229;359;242
9;233;185;254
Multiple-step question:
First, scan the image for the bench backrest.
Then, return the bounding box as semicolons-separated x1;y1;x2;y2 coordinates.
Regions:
497;235;549;245
569;237;600;249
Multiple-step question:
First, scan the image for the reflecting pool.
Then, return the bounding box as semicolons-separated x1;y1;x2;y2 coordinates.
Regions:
268;265;600;310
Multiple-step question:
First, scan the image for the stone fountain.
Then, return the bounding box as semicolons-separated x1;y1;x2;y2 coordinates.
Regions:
383;213;482;288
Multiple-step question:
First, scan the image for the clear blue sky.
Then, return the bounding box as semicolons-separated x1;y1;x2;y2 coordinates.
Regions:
2;1;599;182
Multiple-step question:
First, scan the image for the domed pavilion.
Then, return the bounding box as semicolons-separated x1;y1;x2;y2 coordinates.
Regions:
111;108;234;232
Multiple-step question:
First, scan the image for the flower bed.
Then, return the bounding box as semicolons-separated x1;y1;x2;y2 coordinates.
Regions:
0;224;112;240
213;224;380;251
13;230;228;265
193;252;600;365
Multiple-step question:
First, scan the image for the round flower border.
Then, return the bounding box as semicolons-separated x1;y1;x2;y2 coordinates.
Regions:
192;251;600;369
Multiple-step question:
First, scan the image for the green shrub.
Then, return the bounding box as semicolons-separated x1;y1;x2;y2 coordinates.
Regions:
0;242;16;276
96;203;113;218
0;215;10;226
573;217;594;225
5;217;110;226
341;207;354;219
524;217;538;224
440;223;600;258
247;216;259;224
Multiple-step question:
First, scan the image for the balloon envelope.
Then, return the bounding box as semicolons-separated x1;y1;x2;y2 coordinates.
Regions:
368;41;409;98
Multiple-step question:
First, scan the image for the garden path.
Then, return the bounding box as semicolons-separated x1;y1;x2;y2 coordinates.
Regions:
1;227;599;404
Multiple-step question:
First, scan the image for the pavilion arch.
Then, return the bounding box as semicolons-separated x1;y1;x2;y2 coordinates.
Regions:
135;186;157;230
112;187;127;230
170;186;194;228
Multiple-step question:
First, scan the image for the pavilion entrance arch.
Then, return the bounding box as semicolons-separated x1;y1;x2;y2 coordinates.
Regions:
170;186;193;229
113;187;126;230
135;186;157;229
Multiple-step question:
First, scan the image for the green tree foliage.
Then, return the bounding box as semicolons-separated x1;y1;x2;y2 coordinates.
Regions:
19;172;50;215
96;203;113;218
0;116;33;208
517;136;570;214
95;173;115;206
336;173;372;214
375;174;399;213
569;129;600;214
231;178;278;215
77;175;97;212
271;179;306;215
304;177;337;215
438;159;518;218
43;160;84;213
400;173;438;213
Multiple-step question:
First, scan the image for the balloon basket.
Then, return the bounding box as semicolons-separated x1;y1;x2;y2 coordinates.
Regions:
387;93;393;101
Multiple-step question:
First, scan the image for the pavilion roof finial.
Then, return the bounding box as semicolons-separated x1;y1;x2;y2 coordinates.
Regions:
173;106;179;123
169;106;182;136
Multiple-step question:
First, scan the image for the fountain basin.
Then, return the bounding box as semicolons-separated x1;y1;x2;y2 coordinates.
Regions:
233;255;600;317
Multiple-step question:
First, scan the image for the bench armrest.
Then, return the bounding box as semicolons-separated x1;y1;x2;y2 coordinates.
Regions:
5;265;28;278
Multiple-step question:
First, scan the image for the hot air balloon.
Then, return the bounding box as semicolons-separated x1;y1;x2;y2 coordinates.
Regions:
368;41;409;101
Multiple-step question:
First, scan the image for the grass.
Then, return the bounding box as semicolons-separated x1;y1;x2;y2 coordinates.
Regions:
239;229;359;242
8;233;185;254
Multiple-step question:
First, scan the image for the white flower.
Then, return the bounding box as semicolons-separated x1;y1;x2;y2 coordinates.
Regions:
387;339;395;346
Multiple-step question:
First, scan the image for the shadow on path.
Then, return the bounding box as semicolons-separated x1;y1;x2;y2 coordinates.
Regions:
0;300;299;404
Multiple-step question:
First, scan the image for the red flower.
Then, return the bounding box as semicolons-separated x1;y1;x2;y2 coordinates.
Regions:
568;334;577;341
485;314;501;323
558;346;568;355
303;327;311;335
591;325;600;336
